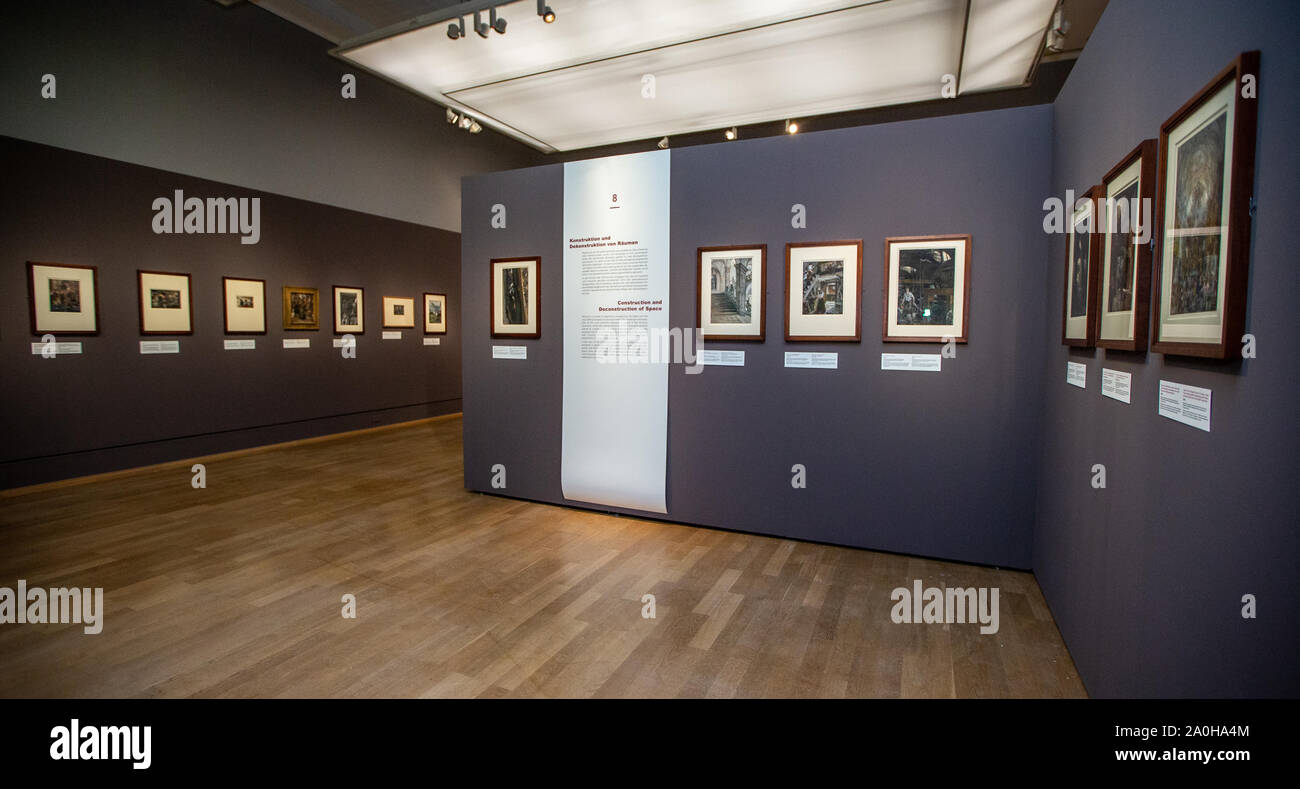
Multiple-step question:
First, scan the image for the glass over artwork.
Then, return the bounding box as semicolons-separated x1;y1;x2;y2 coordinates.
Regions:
49;279;81;312
1170;112;1227;316
1106;180;1141;313
502;266;529;325
338;292;358;326
1069;217;1091;319
896;247;955;326
802;260;843;315
708;257;753;324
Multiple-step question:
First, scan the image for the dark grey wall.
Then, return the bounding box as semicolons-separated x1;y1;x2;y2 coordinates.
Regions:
463;105;1052;569
1036;0;1300;697
0;136;462;488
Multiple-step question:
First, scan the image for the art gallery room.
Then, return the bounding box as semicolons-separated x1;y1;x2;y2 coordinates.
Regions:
1;0;1298;763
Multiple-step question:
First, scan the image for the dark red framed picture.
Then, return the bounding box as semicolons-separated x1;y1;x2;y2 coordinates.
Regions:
1096;141;1157;352
1062;186;1103;347
27;261;100;336
697;244;766;342
223;276;267;335
784;240;863;342
138;269;194;336
491;256;540;339
882;234;972;343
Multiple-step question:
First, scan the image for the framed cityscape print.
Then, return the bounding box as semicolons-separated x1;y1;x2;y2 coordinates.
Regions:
1061;186;1103;347
784;240;863;342
383;296;415;329
1152;51;1260;359
27;261;99;335
1097;140;1157;352
333;285;364;334
222;276;266;335
491;256;540;339
282;285;319;330
424;292;447;335
138;269;193;335
697;245;766;341
882;234;971;343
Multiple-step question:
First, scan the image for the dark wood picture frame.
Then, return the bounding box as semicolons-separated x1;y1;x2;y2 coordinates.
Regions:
424;292;448;335
281;285;320;331
1151;51;1260;359
696;244;767;342
138;269;194;336
881;234;972;343
382;296;416;329
1096;140;1157;352
27;261;101;336
490;256;541;340
222;276;268;336
332;285;365;334
784;240;864;342
1061;186;1104;347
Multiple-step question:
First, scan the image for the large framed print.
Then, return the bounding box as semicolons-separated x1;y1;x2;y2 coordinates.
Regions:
1152;51;1260;359
27;261;99;335
1061;186;1103;347
222;276;266;335
491;257;540;339
138;269;193;335
424;292;447;334
382;296;415;329
282;286;319;330
883;234;971;343
784;240;863;342
1097;141;1157;351
697;245;766;341
333;285;364;334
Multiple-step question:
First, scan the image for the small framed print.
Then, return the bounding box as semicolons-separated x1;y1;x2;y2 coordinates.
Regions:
282;286;319;330
1152;51;1260;359
1097;141;1157;352
222;276;266;335
784;241;862;342
383;296;415;329
491;257;540;339
1061;186;1103;347
883;235;971;343
424;292;447;334
27;261;99;335
697;245;766;341
334;285;364;334
138;269;193;335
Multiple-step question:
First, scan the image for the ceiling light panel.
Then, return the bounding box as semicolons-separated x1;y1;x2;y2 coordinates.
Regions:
959;0;1058;93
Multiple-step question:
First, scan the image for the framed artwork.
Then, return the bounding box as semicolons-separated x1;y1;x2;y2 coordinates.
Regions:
333;285;364;334
784;241;862;342
27;261;99;335
491;257;540;339
1061;186;1103;347
882;235;971;343
222;276;266;335
1097;140;1157;352
138;269;193;335
697;245;766;341
424;292;447;334
282;286;319;330
383;296;415;329
1152;51;1260;359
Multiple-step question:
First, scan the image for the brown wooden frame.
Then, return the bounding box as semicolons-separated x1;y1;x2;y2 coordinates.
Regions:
1096;140;1157;352
222;276;267;336
490;256;541;340
27;261;101;336
1151;51;1260;359
423;292;448;335
881;234;972;343
138;269;194;336
332;285;365;334
281;285;320;331
1061;186;1104;347
696;244;767;342
784;240;864;342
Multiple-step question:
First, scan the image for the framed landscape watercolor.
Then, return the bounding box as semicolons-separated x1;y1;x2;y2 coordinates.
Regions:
491;257;540;339
882;234;971;343
282;285;319;330
697;245;766;341
784;240;862;342
1097;140;1157;352
1152;51;1259;359
424;292;447;335
1061;186;1103;347
27;261;99;335
383;296;415;329
333;285;364;334
222;276;266;335
138;269;193;335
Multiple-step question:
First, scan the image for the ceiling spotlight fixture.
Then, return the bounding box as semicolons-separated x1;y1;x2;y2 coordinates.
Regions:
536;1;555;23
459;114;474;130
446;17;464;39
785;120;799;135
490;7;507;34
469;120;483;134
657;136;669;150
446;107;459;124
724;127;737;141
474;10;490;38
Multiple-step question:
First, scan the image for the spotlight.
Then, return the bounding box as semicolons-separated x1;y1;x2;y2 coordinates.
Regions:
657;137;669;150
474;9;490;38
537;1;555;22
469;120;482;134
724;127;737;141
446;107;459;124
459;114;474;130
447;17;463;39
490;7;507;34
785;119;799;134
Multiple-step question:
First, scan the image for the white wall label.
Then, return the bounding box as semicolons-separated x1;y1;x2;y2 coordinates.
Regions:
1066;360;1087;388
423;337;441;346
881;353;941;372
785;352;838;369
30;342;82;355
1101;368;1132;404
1158;380;1212;432
331;338;350;348
493;345;527;360
140;340;180;354
700;350;745;366
223;339;256;351
282;338;310;349
382;331;401;340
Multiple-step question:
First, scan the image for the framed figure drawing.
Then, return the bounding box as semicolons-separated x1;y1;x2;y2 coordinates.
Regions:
27;261;99;335
1097;141;1157;351
138;269;193;335
334;286;364;334
1061;186;1103;347
784;241;862;342
697;245;766;341
383;296;415;329
1152;51;1259;359
491;257;540;339
222;276;266;335
424;292;447;335
282;286;319;330
883;235;971;343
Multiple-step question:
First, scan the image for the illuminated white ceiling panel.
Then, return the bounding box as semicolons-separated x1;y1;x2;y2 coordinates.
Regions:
959;0;1059;93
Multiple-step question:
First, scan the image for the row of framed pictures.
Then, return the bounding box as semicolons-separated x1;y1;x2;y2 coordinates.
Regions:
1062;51;1259;360
25;263;448;336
